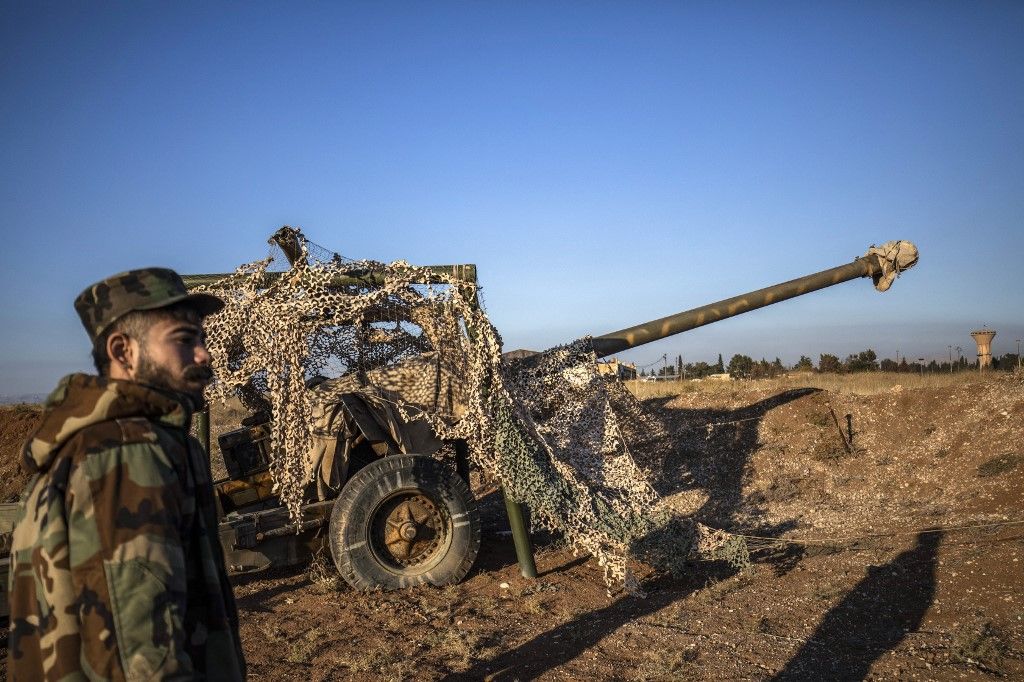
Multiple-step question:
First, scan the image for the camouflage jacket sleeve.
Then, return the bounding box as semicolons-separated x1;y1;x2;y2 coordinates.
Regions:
66;418;196;680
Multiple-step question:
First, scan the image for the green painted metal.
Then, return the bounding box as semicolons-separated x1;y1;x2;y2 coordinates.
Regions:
590;256;882;358
503;490;538;579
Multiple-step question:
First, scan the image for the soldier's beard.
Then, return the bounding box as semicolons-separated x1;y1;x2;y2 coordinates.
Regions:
134;350;213;407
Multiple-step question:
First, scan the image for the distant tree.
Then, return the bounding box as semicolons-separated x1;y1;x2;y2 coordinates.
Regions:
819;353;842;373
749;358;784;379
688;361;713;378
676;354;684;379
880;358;898;372
844;349;878;372
794;355;814;372
640;368;647;377
728;354;754;379
715;354;725;373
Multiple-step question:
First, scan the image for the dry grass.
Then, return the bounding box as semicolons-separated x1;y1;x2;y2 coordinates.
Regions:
285;626;322;663
306;549;342;594
950;620;1008;673
626;370;1003;399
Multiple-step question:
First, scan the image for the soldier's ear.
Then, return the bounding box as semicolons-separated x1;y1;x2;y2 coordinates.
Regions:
106;331;135;374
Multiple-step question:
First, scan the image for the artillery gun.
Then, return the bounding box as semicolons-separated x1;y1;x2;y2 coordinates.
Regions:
191;231;917;591
0;233;919;613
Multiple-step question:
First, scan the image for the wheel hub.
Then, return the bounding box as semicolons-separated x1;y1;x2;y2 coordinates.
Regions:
371;492;447;570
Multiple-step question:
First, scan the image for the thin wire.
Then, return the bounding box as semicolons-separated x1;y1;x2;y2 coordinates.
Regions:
738;519;1024;549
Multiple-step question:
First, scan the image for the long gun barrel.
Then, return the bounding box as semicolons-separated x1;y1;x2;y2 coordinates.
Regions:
588;240;919;358
181;226;480;290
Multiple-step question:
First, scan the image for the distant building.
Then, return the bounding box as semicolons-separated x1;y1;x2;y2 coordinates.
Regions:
596;357;637;380
705;372;733;382
970;328;996;370
503;348;539;361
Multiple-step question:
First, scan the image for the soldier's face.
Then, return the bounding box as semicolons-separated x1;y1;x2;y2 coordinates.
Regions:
133;317;214;404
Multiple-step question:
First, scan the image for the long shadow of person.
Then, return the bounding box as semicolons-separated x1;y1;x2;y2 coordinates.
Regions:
636;388;820;572
640;387;819;510
772;530;943;681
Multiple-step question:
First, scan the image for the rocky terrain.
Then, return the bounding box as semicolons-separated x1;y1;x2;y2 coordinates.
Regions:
1;372;1020;679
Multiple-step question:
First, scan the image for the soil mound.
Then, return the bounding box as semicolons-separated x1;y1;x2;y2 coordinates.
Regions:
0;405;41;502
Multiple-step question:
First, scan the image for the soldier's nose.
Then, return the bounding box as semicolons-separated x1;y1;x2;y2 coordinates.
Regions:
195;342;211;365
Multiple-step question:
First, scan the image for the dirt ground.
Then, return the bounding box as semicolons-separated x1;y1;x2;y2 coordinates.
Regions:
1;373;1021;680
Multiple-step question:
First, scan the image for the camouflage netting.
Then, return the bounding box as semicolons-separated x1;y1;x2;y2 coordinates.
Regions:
197;229;743;592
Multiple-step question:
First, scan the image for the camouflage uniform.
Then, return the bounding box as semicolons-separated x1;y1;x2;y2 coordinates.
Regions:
7;269;245;681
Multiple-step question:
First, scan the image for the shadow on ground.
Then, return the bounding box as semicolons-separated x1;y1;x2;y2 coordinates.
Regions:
450;388;823;679
772;530;943;680
641;388;821;573
442;569;723;681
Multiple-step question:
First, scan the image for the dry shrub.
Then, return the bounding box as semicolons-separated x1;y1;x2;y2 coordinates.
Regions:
306;549;342;594
950;620;1007;673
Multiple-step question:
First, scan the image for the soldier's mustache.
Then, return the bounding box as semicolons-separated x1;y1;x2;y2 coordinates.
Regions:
183;365;214;382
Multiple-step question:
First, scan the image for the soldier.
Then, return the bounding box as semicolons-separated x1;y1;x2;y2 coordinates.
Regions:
7;268;246;680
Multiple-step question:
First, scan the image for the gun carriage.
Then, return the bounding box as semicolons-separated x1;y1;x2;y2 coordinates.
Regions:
0;231;918;611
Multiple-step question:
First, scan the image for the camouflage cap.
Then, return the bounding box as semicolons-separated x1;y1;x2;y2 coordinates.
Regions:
74;267;224;340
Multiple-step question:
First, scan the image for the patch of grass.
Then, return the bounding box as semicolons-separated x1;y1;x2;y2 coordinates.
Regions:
349;644;405;674
423;625;484;666
306;550;342;594
285;626;322;664
636;645;698;679
802;544;842;559
256;621;286;644
977;453;1021;477
950;620;1006;673
441;583;463;600
807;412;831;428
694;572;753;603
557;602;589;621
810;442;849;462
522;595;547;615
519;580;560;597
811;583;844;603
470;594;499;615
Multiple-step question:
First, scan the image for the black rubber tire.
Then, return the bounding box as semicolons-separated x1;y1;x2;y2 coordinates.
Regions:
328;454;481;590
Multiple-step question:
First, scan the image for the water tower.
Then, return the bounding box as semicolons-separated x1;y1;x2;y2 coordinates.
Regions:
970;328;996;370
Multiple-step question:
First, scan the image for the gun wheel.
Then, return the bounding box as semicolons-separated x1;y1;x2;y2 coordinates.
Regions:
329;454;481;590
373;492;445;569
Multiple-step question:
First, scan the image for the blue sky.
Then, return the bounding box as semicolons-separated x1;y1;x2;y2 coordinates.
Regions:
1;2;1022;395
